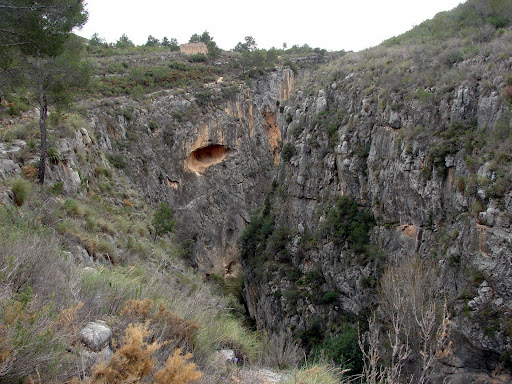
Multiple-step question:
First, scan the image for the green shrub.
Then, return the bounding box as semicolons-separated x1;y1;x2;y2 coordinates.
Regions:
439;48;463;66
10;177;32;206
283;59;298;75
51;181;64;195
327;123;338;148
128;66;145;83
107;153;127;169
298;318;324;352
283;289;300;303
85;214;98;231
471;200;484;216
267;226;291;260
322;196;375;252
221;86;238;100
130;84;145;100
353;143;370;160
47;147;62;164
427;140;458;177
471;270;485;285
282;142;295;162
305;270;325;289
454;175;465;192
240;205;274;263
188;54;207;63
63;198;86;217
195;90;213;107
148;121;159;131
311;325;363;374
448;254;462;267
152;202;175;241
282;364;342;384
122;109;134;121
321;291;339;304
161;126;176;148
194;314;261;363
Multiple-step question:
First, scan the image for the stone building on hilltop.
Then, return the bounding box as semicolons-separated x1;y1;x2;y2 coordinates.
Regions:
180;42;208;55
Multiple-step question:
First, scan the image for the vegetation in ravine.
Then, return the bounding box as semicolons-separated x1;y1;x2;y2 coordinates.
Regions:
321;196;375;253
239;194;375;375
3;0;512;382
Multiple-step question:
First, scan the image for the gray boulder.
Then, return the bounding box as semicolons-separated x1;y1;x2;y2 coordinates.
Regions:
80;321;112;352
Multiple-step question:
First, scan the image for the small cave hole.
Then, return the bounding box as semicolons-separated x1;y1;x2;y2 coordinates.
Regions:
187;144;229;174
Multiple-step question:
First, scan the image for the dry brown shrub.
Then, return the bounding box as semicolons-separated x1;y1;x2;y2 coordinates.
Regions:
21;165;38;180
121;298;154;319
153;348;202;384
91;322;161;384
154;303;200;348
76;322;202;384
118;299;200;351
502;85;512;103
262;331;303;370
360;255;451;384
0;299;84;383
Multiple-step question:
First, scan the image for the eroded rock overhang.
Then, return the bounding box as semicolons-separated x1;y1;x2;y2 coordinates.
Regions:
186;144;230;175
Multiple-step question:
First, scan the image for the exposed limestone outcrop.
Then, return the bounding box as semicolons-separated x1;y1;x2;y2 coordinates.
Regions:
80;67;296;276
240;48;512;378
3;41;509;379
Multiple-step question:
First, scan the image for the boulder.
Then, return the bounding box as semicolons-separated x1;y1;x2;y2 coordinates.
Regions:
80;321;112;352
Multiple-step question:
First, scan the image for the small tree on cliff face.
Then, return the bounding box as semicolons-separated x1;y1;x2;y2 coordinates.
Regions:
0;0;89;184
152;203;176;242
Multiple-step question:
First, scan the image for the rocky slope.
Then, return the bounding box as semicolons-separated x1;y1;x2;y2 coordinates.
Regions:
2;2;512;382
239;7;512;382
1;68;292;275
85;68;294;277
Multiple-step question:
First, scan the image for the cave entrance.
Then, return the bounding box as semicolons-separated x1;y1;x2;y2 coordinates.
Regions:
187;144;229;174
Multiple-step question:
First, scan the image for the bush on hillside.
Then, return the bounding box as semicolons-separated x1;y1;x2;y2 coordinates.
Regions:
10;177;32;206
321;196;375;252
282;142;295;162
152;202;175;241
86;322;202;384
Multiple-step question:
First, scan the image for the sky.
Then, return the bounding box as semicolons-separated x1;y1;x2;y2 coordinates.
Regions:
77;0;465;52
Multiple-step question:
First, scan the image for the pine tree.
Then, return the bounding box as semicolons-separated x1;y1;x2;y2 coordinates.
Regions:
0;0;89;184
152;203;176;241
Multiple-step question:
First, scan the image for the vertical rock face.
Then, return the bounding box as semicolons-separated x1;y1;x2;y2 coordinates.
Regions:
85;68;295;276
28;42;509;378
240;48;512;376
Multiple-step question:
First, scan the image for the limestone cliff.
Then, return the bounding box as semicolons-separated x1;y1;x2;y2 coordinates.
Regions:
2;5;511;380
82;68;295;276
240;22;512;382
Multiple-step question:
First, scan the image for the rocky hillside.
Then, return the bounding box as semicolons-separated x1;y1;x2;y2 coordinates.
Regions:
239;1;512;382
1;0;512;383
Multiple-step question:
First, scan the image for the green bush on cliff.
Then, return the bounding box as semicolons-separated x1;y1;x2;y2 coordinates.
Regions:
311;324;363;374
282;142;296;162
152;202;175;241
322;196;375;252
10;177;32;207
240;207;274;262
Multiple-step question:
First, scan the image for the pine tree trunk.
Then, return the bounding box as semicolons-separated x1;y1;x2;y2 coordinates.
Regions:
36;55;47;185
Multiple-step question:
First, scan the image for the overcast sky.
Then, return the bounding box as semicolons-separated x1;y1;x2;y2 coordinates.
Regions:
77;0;465;52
